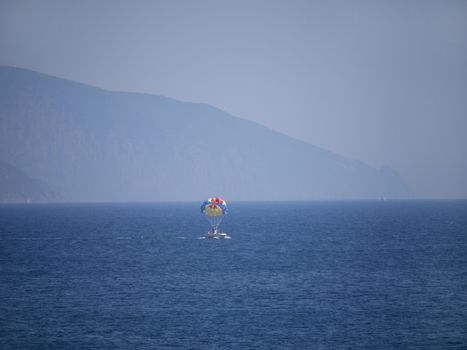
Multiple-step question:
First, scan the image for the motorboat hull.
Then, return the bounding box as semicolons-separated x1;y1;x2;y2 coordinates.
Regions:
205;231;231;239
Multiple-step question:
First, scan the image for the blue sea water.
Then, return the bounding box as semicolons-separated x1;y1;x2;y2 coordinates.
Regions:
0;200;466;349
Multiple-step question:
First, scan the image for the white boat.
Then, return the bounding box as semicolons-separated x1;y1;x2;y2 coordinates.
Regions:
206;228;231;239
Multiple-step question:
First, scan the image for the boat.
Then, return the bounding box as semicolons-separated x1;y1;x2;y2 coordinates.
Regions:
206;228;231;239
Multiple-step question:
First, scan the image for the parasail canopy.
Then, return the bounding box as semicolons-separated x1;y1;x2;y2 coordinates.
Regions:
201;197;228;229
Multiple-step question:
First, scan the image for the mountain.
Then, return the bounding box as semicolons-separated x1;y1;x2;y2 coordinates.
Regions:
0;160;59;202
0;66;410;201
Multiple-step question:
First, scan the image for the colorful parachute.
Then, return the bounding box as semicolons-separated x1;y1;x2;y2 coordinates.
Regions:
201;197;228;229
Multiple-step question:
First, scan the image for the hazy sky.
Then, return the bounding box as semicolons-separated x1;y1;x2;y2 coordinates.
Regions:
1;0;466;198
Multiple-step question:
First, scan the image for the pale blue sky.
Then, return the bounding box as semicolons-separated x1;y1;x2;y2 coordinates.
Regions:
1;0;466;198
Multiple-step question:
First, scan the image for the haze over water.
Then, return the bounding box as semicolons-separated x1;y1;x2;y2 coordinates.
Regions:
1;0;466;198
1;201;466;349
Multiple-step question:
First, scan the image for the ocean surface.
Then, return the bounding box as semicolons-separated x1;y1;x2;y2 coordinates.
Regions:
1;200;466;349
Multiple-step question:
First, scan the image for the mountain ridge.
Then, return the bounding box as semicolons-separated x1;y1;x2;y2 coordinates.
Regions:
0;66;360;161
0;66;411;201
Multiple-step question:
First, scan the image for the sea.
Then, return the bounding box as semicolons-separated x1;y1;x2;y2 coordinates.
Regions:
1;200;466;349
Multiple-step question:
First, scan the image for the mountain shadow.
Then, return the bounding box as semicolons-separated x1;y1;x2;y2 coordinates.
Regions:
0;160;59;202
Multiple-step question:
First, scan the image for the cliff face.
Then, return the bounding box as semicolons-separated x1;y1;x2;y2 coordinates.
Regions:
0;66;411;201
